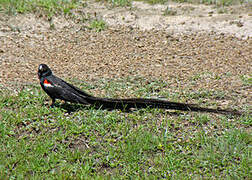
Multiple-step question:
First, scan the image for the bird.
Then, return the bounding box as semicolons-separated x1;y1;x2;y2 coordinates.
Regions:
38;64;92;106
38;64;242;115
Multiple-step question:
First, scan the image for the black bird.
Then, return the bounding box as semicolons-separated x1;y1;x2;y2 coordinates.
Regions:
38;64;92;106
38;64;241;115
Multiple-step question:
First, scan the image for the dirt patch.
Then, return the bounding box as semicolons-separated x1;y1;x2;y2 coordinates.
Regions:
96;1;252;38
0;1;251;109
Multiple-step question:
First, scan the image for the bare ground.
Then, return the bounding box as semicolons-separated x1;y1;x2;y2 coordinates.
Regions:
0;1;251;110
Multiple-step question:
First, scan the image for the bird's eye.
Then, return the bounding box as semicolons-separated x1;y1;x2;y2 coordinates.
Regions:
39;65;44;71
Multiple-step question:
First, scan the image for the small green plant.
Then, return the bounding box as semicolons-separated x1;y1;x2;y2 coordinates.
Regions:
136;0;169;4
111;0;132;6
195;114;210;125
198;0;216;5
240;74;252;86
163;6;177;16
96;0;131;7
136;0;246;6
89;19;106;32
216;0;234;6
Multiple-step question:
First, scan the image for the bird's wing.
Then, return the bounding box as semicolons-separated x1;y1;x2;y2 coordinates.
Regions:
43;76;90;104
50;75;92;97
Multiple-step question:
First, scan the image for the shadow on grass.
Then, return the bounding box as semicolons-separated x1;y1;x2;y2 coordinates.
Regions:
51;102;184;116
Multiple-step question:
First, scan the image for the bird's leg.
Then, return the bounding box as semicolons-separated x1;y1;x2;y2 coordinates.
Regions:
50;98;56;107
61;100;66;104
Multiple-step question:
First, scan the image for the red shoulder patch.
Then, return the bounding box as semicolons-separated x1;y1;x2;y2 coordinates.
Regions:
44;79;51;84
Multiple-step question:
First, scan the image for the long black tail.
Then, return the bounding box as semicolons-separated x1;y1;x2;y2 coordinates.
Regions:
83;95;241;116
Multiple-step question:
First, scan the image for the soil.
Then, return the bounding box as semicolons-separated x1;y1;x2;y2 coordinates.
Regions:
0;1;251;109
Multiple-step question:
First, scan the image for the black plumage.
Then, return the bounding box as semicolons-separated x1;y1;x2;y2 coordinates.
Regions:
38;64;91;106
38;64;241;115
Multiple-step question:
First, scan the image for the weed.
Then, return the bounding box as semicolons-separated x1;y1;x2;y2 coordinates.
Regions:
96;0;132;7
136;0;169;4
136;0;248;6
111;0;132;6
240;74;252;86
163;6;177;16
89;19;106;32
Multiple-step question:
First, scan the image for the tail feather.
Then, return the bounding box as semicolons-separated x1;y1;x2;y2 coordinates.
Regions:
83;96;241;115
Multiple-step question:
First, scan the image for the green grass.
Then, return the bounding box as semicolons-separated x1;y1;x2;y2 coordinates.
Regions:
0;78;251;178
163;6;177;16
0;0;81;16
95;0;131;7
107;0;132;7
0;0;247;17
240;74;252;86
136;0;247;6
89;19;107;32
135;0;168;4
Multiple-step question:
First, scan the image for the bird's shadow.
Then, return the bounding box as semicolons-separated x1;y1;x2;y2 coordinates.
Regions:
53;103;87;113
52;102;183;116
53;102;138;113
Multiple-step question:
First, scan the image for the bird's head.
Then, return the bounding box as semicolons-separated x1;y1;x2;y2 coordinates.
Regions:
38;64;52;78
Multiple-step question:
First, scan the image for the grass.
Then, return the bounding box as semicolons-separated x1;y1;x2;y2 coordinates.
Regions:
136;0;248;6
240;74;252;86
163;6;177;16
107;0;132;7
95;0;131;7
0;78;251;178
0;0;248;17
89;19;107;32
0;0;82;17
0;0;251;178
